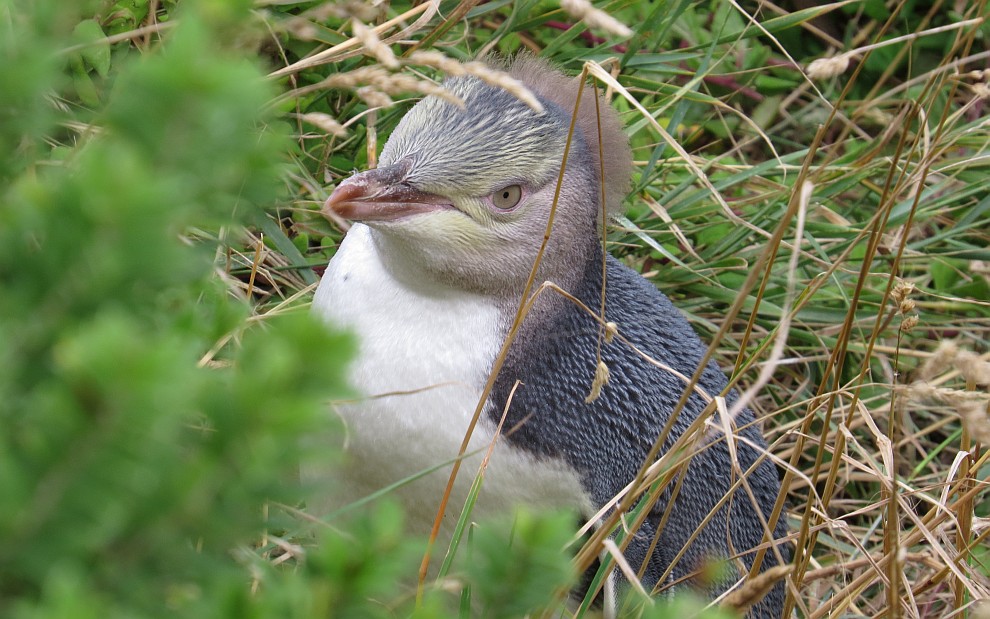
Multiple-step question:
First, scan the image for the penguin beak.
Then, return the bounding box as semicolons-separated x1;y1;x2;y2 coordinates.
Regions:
324;162;454;223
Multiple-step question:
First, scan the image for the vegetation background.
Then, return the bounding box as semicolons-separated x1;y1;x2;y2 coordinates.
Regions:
1;0;988;617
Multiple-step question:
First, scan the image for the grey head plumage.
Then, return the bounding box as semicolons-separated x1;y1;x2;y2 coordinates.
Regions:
325;56;632;298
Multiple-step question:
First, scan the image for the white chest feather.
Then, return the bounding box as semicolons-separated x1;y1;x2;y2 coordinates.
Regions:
309;225;589;535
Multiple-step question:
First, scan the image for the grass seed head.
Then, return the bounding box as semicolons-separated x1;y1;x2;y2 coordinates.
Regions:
558;0;633;38
892;279;915;304
919;341;958;381
720;565;792;615
356;86;392;109
298;112;347;137
807;53;852;80
352;19;400;69
900;314;919;332
407;51;544;113
959;400;990;443
585;360;610;403
971;82;990;100
604;321;618;344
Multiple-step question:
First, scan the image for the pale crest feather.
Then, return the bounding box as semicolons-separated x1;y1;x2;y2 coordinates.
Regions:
501;55;633;216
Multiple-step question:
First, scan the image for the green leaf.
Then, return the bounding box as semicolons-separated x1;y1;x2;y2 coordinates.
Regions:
930;257;963;291
73;19;111;77
466;510;576;618
72;67;101;106
680;2;855;51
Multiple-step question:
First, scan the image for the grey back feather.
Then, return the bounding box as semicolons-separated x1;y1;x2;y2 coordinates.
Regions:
491;251;789;617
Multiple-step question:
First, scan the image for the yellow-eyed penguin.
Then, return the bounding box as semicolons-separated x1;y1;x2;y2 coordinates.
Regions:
311;57;788;618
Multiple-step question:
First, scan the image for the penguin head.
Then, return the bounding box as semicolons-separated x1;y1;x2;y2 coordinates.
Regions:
325;57;632;295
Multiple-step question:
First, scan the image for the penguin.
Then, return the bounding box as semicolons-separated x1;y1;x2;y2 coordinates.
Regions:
310;56;789;617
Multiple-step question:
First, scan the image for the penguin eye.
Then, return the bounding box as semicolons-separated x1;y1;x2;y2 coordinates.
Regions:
491;184;522;211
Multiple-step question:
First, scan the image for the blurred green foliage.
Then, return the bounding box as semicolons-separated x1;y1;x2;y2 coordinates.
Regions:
0;0;332;612
465;510;577;616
